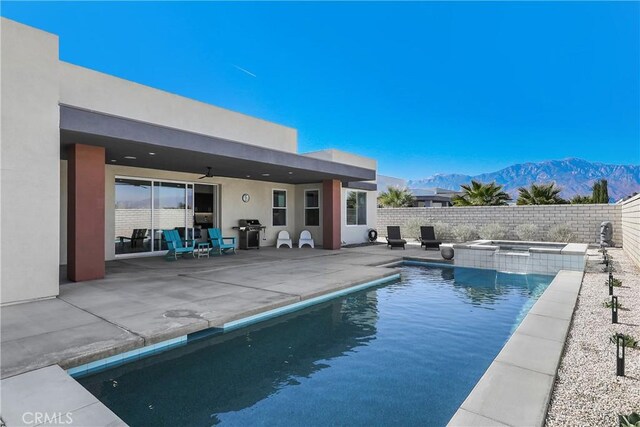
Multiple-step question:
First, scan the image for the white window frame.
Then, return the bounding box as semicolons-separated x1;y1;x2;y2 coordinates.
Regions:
345;190;367;226
304;189;320;227
272;189;287;227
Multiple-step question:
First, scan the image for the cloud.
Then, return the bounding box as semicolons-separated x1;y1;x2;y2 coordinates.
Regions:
233;64;257;78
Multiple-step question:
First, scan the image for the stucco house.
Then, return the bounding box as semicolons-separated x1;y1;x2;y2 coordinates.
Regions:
0;18;378;306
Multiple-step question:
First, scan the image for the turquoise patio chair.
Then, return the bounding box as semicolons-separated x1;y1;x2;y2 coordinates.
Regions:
208;228;236;255
162;229;196;260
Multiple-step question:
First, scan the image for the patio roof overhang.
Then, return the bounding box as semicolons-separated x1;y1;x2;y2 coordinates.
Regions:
59;105;376;186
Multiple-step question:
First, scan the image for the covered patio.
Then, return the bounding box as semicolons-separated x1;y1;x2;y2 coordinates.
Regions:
61;104;378;284
2;244;445;379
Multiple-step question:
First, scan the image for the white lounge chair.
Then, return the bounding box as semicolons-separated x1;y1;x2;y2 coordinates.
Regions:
276;230;292;248
298;230;315;248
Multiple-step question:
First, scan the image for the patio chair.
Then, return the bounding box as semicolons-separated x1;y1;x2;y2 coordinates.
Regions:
420;226;442;251
117;228;147;249
277;231;292;248
162;229;195;260
386;226;406;249
208;228;236;255
298;230;315;249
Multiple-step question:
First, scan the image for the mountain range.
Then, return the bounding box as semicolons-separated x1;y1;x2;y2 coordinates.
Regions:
403;158;640;201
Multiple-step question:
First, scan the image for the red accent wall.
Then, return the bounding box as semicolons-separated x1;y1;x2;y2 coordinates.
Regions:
323;179;341;250
68;144;106;281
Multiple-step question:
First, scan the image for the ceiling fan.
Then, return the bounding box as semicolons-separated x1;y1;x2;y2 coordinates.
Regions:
198;167;214;179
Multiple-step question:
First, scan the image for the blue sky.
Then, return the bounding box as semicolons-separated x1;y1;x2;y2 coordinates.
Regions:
3;2;638;179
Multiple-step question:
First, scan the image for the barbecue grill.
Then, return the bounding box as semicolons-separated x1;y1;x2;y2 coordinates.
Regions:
233;219;266;250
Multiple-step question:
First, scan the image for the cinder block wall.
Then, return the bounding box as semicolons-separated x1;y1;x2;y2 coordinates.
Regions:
377;204;622;245
114;209;193;238
621;194;640;268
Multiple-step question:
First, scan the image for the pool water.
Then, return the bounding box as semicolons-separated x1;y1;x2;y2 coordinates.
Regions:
77;264;553;426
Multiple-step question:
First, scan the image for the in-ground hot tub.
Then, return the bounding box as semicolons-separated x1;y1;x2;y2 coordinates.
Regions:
452;240;589;274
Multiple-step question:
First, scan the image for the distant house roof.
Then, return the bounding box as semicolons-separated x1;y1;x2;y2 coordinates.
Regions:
410;188;463;197
415;195;457;203
616;192;639;204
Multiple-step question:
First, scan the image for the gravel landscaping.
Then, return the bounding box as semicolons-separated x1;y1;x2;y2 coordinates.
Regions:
546;248;640;426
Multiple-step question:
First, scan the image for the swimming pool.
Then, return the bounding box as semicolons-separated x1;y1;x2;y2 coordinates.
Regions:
76;264;553;426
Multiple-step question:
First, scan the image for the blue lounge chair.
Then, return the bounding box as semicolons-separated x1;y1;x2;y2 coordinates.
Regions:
208;228;236;255
162;229;195;260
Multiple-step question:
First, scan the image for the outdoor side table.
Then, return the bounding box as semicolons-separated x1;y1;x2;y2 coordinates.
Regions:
196;242;210;258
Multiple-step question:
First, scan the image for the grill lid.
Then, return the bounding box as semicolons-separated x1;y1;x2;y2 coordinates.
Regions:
238;219;262;227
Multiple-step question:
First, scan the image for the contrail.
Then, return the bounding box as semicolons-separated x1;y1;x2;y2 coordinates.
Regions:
233;64;257;78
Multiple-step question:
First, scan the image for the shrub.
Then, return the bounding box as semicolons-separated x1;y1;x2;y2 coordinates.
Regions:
433;222;453;242
604;277;623;287
403;219;453;242
453;224;479;242
378;186;416;207
515;224;539;241
402;218;424;240
547;224;576;243
620;412;640;427
602;299;623;309
610;334;638;348
479;223;508;240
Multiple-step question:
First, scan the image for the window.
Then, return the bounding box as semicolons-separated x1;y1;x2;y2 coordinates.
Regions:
272;190;287;226
305;190;320;226
346;191;367;226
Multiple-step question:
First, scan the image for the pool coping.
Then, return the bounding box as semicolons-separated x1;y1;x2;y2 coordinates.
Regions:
447;269;585;427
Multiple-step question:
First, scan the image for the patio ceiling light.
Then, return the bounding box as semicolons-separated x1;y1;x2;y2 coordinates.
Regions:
261;173;270;177
149;152;155;156
124;156;137;160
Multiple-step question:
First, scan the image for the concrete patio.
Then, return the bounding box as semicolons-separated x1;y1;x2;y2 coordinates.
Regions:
1;243;443;380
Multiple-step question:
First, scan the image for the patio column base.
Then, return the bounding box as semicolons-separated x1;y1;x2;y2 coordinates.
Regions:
323;179;341;250
67;144;105;281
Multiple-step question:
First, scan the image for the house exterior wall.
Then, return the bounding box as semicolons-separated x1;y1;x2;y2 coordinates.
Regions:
306;151;378;245
304;149;377;171
0;19;60;305
59;62;298;153
101;165;302;260
621;194;640;268
58;165;379;262
60;166;304;265
3;18;377;306
377;204;622;245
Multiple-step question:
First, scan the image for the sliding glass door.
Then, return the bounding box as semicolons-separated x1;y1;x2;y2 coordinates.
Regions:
115;177;199;256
